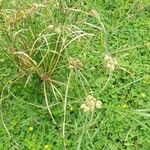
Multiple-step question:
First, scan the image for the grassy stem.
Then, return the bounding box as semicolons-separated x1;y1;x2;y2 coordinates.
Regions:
43;81;56;124
63;70;72;149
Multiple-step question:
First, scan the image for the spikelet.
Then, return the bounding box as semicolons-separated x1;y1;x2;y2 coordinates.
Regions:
68;57;83;70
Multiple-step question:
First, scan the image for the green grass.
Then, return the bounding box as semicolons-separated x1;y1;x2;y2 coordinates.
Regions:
0;0;150;150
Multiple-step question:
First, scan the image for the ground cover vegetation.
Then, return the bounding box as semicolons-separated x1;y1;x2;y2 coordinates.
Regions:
0;0;150;149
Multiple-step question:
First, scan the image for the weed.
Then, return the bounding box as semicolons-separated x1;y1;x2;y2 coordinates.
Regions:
0;0;150;149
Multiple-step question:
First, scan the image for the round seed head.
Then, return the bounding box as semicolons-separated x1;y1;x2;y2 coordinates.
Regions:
85;95;94;101
96;101;102;109
83;106;90;112
104;54;117;71
80;104;87;109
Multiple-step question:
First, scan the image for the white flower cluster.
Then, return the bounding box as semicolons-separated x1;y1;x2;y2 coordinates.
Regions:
103;54;117;71
80;95;102;112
